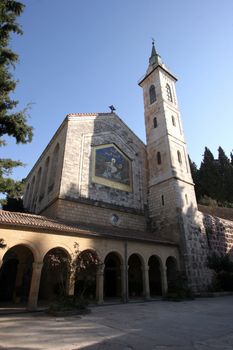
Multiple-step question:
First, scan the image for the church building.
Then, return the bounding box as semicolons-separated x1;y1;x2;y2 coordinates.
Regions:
1;44;232;309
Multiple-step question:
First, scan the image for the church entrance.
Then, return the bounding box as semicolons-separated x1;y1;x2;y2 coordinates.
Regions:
148;255;162;296
0;245;33;304
128;254;143;298
39;248;69;301
104;252;121;299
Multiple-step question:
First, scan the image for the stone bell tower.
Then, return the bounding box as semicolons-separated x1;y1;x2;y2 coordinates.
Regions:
139;42;197;243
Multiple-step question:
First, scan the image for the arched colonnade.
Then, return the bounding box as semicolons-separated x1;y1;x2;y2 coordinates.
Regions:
0;244;179;309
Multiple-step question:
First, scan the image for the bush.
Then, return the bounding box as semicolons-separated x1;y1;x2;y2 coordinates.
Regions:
207;253;233;291
48;295;89;315
165;272;194;301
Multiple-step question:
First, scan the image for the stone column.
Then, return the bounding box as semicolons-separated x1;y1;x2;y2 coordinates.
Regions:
96;264;104;305
143;265;150;300
161;266;168;296
28;262;43;310
120;264;127;303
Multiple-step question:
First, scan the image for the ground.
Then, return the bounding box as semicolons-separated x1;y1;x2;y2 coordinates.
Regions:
0;297;233;350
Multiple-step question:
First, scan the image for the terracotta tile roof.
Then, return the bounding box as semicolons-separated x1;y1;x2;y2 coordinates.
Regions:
0;210;176;246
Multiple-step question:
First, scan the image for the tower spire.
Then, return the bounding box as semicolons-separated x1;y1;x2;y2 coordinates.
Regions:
149;39;161;67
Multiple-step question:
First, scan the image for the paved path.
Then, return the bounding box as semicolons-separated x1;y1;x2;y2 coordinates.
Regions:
0;296;233;350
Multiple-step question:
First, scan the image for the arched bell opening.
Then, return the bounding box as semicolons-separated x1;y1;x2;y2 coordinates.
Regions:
148;255;162;297
0;245;34;304
128;254;143;298
39;247;69;302
104;252;122;299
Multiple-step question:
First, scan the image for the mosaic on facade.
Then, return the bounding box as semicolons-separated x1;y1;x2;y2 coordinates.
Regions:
92;144;132;192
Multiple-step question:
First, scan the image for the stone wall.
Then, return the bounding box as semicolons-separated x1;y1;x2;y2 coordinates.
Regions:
41;198;146;232
182;209;233;292
59;113;148;219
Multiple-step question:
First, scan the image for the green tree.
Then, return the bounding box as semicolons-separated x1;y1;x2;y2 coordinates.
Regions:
188;155;201;200
0;1;33;207
217;146;233;204
199;147;219;201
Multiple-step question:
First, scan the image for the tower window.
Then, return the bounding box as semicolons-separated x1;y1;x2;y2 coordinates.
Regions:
157;151;162;165
149;84;156;104
153;117;158;128
185;194;188;205
177;150;182;164
172;115;176;126
166;83;173;102
161;195;165;206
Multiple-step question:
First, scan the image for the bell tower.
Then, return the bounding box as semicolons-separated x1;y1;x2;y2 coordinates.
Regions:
139;42;197;242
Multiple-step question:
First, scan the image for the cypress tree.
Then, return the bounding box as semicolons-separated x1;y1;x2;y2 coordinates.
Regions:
188;155;201;200
199;147;219;201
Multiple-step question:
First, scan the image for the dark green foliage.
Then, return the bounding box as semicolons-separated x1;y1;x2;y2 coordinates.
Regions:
0;1;33;205
47;244;100;313
2;196;24;211
189;146;233;208
207;253;233;291
188;156;201;200
165;271;194;301
199;147;219;200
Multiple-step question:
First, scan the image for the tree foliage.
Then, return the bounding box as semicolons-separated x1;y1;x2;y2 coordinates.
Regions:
189;146;233;208
0;1;33;206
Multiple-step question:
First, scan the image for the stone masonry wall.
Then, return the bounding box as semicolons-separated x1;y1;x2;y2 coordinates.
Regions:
60;113;148;214
182;210;233;292
41;198;146;232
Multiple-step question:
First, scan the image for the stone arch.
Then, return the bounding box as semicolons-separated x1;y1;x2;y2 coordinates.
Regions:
39;247;70;301
0;245;34;303
74;249;100;301
148;255;162;296
104;252;122;299
166;256;178;292
128;253;144;298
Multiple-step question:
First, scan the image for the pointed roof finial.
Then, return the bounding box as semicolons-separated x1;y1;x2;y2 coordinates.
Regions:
149;38;159;66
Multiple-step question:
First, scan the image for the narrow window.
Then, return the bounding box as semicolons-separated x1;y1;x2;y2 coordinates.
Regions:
172;115;176;126
149;84;156;104
157;151;161;165
177;150;182;164
166;83;173;102
161;195;165;206
185;194;188;205
153;117;157;128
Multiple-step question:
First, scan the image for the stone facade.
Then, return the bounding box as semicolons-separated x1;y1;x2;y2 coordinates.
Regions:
0;44;233;310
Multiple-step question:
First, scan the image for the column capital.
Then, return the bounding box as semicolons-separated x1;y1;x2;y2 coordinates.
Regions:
97;263;105;275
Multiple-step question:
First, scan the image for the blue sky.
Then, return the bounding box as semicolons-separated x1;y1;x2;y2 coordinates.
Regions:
2;0;233;181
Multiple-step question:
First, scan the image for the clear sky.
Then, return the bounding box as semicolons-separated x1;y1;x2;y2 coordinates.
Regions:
2;0;233;181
